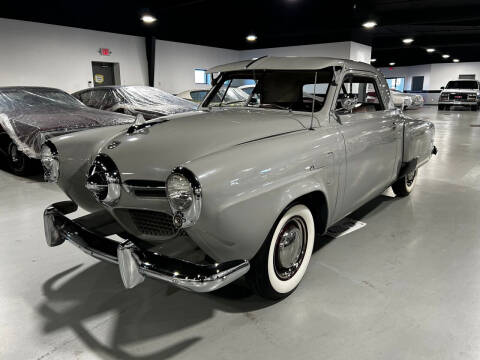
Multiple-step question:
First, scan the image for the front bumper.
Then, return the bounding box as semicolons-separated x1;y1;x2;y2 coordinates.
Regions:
43;201;250;292
438;100;478;106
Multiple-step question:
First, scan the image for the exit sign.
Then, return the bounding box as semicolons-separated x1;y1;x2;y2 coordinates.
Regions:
99;48;111;56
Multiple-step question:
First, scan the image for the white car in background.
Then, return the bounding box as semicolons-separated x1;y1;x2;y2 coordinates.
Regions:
177;87;249;104
390;89;424;110
438;79;480;111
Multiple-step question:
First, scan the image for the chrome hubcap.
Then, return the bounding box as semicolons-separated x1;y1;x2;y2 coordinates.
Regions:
274;216;307;281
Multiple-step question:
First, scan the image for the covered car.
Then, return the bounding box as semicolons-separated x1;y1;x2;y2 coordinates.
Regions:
176;87;249;104
72;86;197;119
390;89;424;110
0;86;134;175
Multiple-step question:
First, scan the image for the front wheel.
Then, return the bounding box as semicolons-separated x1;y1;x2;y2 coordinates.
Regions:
392;169;418;197
247;204;315;299
6;140;36;175
438;105;444;111
472;105;478;111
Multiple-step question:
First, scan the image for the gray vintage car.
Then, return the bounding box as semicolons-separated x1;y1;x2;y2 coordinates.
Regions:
42;57;436;299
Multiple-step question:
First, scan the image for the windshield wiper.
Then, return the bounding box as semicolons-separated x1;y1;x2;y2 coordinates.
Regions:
222;100;247;106
261;104;291;111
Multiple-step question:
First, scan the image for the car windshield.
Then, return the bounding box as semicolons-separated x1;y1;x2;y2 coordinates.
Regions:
203;69;333;112
446;81;478;89
0;88;83;110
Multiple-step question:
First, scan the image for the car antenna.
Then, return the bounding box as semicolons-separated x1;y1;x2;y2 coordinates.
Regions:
310;71;318;130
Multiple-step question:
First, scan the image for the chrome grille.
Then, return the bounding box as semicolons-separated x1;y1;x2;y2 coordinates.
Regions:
128;209;176;237
123;180;166;198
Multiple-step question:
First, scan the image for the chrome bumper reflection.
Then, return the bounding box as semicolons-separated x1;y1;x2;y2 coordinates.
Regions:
43;201;250;292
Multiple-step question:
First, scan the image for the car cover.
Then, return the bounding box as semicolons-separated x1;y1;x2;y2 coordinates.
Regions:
73;86;198;115
0;87;134;159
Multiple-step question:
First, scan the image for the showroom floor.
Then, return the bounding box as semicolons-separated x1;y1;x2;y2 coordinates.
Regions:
1;106;480;360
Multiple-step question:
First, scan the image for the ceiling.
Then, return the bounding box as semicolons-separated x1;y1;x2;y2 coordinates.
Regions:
2;0;480;67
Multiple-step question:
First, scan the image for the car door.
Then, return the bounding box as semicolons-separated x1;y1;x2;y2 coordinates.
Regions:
333;72;400;215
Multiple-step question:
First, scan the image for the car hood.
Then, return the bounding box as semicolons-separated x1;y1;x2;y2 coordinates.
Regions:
101;108;310;180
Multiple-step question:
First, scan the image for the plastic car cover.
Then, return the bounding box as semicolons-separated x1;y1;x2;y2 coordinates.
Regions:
0;87;134;159
74;86;197;115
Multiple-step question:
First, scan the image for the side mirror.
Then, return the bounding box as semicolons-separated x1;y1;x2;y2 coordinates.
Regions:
440;86;445;90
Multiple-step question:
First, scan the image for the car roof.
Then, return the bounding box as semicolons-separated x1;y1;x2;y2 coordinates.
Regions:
208;56;375;73
0;86;65;92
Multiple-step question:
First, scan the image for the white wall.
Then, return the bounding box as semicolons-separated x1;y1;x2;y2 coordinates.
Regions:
154;41;371;94
0;18;148;93
430;62;480;89
379;64;431;91
154;40;240;94
379;62;480;91
240;41;354;59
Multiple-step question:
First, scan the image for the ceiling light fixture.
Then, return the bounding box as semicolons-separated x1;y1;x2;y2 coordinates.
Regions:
141;15;157;23
402;38;414;44
246;34;257;42
389;62;396;66
453;59;460;63
362;21;377;29
426;48;435;53
442;54;450;59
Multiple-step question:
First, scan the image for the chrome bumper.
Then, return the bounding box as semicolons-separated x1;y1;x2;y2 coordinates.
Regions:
43;201;250;292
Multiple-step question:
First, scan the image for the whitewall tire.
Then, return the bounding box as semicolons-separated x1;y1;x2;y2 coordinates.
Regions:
247;204;315;299
392;169;418;197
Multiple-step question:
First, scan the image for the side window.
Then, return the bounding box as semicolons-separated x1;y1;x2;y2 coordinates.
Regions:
79;91;94;105
336;75;384;114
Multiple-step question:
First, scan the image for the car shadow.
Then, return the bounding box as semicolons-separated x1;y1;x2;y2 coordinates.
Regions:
37;262;271;359
36;192;397;359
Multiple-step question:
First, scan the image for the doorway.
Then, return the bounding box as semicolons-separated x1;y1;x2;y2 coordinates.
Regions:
411;76;424;91
92;62;120;87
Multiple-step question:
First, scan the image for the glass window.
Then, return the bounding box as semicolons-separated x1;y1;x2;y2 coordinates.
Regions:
190;90;209;102
386;77;405;92
446;80;479;89
204;69;333;112
195;69;208;84
336;75;384;114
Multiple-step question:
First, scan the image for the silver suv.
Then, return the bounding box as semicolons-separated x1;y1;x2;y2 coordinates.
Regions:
438;79;480;111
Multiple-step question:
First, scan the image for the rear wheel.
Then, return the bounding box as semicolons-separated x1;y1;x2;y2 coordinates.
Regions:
438;105;444;111
472;105;478;111
392;169;418;197
7;140;36;175
247;204;315;300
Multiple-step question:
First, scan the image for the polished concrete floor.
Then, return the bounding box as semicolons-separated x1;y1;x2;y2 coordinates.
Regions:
1;106;480;359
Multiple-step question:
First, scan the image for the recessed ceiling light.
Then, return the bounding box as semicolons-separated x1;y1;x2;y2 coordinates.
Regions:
141;15;157;23
389;62;396;66
402;38;414;44
453;59;460;63
246;34;257;42
370;58;376;63
362;21;377;29
426;48;435;53
442;54;450;59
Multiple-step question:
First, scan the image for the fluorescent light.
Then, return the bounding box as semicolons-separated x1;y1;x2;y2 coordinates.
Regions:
402;38;414;44
141;15;156;23
246;34;257;42
362;21;377;29
370;58;376;63
426;48;435;53
389;62;396;66
453;59;460;63
442;54;450;59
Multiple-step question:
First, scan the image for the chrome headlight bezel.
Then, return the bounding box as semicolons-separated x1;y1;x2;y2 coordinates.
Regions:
166;167;202;228
85;154;122;206
40;141;59;183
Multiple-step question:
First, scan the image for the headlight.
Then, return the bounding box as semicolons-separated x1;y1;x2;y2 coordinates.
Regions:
85;154;121;206
166;167;202;228
40;141;59;183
